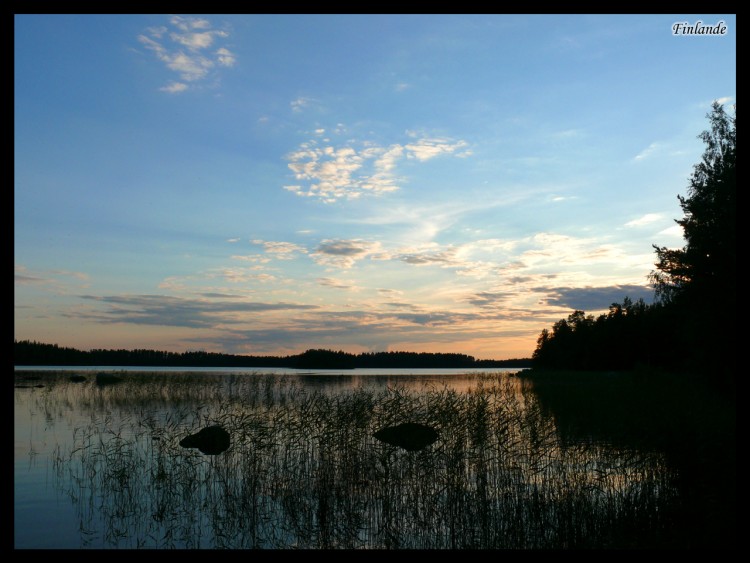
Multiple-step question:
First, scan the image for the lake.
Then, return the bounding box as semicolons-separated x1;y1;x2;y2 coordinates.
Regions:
14;366;688;549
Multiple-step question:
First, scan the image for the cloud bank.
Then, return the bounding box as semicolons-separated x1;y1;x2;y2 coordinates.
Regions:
543;285;654;311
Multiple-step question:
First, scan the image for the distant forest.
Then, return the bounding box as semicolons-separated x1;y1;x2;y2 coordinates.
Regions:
532;102;735;386
13;340;532;370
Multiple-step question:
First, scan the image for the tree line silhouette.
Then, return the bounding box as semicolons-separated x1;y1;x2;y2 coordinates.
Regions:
533;102;736;385
13;340;532;369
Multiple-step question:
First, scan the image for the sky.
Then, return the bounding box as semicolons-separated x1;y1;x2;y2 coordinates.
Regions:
14;14;736;360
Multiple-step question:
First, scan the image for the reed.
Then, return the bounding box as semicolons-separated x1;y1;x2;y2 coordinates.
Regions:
34;371;688;548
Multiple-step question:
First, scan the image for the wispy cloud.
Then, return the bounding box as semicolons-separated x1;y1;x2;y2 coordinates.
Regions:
284;134;470;202
15;265;89;289
633;142;661;161
405;138;470;161
159;81;189;93
251;239;308;259
312;239;382;269
137;16;235;93
15;264;46;285
656;224;683;238
368;238;516;279
624;213;664;227
375;231;654;284
15;273;45;284
393;247;459;266
317;277;357;290
230;254;271;264
291;97;313;113
76;294;317;328
466;290;520;309
518;233;622;267
215;47;236;67
377;288;403;297
548;194;577;202
219;268;278;284
383;301;420;310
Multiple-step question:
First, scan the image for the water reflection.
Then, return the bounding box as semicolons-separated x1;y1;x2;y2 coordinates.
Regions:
15;371;681;549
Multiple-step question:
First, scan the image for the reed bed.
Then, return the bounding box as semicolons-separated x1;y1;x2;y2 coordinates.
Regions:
38;372;681;549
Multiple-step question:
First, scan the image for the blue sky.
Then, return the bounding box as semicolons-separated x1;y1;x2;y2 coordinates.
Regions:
14;14;736;359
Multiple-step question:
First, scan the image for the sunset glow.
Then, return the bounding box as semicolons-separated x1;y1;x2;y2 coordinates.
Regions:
14;14;736;359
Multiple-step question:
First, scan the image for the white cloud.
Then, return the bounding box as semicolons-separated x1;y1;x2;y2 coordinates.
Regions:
516;232;652;272
230;254;271;264
656;224;684;237
226;238;241;243
251;239;308;259
455;261;506;279
404;138;469;161
291;97;312;113
283;185;305;196
284;133;469;202
624;213;664;227
215;47;236;67
170;15;211;31
633;142;661;161
365;238;522;281
159;81;188;93
137;16;235;93
462;238;519;254
220;268;277;284
171;31;215;50
374;145;404;172
165;52;213;81
549;195;576;202
286;141;397;202
716;96;734;105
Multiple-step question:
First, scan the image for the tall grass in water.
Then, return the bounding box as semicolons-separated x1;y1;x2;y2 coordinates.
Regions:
48;373;680;549
522;369;735;549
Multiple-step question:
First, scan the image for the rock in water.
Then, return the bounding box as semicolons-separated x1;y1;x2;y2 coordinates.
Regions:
373;422;439;451
179;425;231;455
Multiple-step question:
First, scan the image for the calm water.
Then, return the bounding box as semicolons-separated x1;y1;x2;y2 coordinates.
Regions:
14;367;679;549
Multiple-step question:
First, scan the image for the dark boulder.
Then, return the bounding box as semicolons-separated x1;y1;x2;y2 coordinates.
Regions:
373;422;439;451
70;375;87;383
179;425;231;455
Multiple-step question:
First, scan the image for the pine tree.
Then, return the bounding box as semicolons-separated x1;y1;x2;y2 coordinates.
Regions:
651;101;736;305
651;101;736;379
